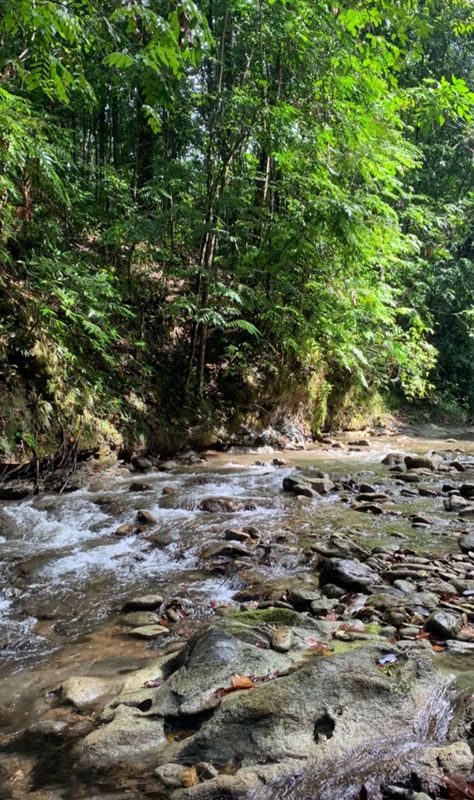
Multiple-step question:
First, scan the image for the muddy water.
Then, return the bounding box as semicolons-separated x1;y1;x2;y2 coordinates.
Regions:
0;426;473;793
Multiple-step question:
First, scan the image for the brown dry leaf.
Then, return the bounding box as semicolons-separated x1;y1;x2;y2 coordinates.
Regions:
432;644;447;652
444;772;474;799
231;674;257;689
181;767;199;787
414;630;430;639
458;625;474;642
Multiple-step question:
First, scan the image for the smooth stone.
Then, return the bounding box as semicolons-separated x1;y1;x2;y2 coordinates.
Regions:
353;503;384;515
319;558;382;592
155;763;185;788
128;624;170;638
355;493;389;502
60;676;123;711
128;481;152;492
424;609;463;639
288;587;321;610
381;453;404;466
443;494;469;511
460;483;474;499
404;456;437;471
201;541;251;559
321;583;346;599
121;611;162;627
136;509;157;525
114;523;136;536
459;505;474;519
282;476;317;498
199;497;257;513
394;473;421;483
459;533;474;554
305;478;335;495
132;456;154;471
122;594;164;612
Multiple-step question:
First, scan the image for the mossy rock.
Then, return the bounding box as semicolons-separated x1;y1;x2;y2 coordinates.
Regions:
225;607;304;627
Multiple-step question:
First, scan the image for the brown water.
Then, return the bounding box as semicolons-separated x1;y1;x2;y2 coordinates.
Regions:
0;424;473;796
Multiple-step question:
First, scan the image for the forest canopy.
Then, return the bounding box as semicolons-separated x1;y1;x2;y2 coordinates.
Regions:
0;0;473;452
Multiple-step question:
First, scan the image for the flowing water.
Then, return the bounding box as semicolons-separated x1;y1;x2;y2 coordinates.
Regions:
0;424;473;796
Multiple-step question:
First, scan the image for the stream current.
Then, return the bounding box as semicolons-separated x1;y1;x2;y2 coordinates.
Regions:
1;425;474;797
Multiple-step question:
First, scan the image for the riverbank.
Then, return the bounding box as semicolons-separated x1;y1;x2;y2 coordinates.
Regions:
0;430;473;799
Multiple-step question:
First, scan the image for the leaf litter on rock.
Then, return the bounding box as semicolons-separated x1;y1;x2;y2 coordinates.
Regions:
444;772;474;800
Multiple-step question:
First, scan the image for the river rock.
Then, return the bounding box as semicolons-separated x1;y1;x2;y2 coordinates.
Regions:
201;541;251;559
122;594;164;612
136;509;157;524
356;492;389;502
155;763;186;788
381;453;404;466
424;609;463;639
404;455;437;471
0;480;35;501
121;611;163;627
459;533;474;554
128;624;170;639
305;478;334;495
444;494;470;512
77;704;167;771
151;640;453;800
282;476;316;498
128;481;152;492
288;587;322;610
60;676;123;711
460;483;474;499
319;558;382;592
114;523;137;536
132;456;154;472
353;502;385;515
394;473;421;483
199;497;257;513
459;505;474;519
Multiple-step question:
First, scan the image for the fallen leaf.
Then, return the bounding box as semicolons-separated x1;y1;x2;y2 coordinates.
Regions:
432;644;447;652
415;630;430;639
444;772;474;799
231;674;257;689
181;767;199;787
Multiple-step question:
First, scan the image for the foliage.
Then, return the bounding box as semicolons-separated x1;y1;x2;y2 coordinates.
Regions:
0;0;473;452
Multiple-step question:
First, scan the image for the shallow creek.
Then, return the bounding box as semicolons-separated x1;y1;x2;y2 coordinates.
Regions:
1;425;474;797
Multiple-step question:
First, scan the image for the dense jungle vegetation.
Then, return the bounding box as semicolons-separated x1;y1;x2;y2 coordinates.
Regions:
0;0;473;454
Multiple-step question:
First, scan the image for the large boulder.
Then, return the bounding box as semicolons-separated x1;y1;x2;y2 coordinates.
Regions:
318;558;382;592
159;640;455;800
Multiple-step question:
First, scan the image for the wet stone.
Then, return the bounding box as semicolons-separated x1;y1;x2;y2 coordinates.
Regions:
282;476;317;498
121;611;163;627
122;594;164;613
136;509;157;525
424;609;463;639
459;533;474;554
319;558;383;592
459;505;474;519
288;587;321;610
128;624;170;639
353;502;385;515
114;523;137;536
199;497;257;513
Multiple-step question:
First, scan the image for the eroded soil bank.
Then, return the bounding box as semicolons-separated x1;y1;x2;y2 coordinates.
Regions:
0;424;473;800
